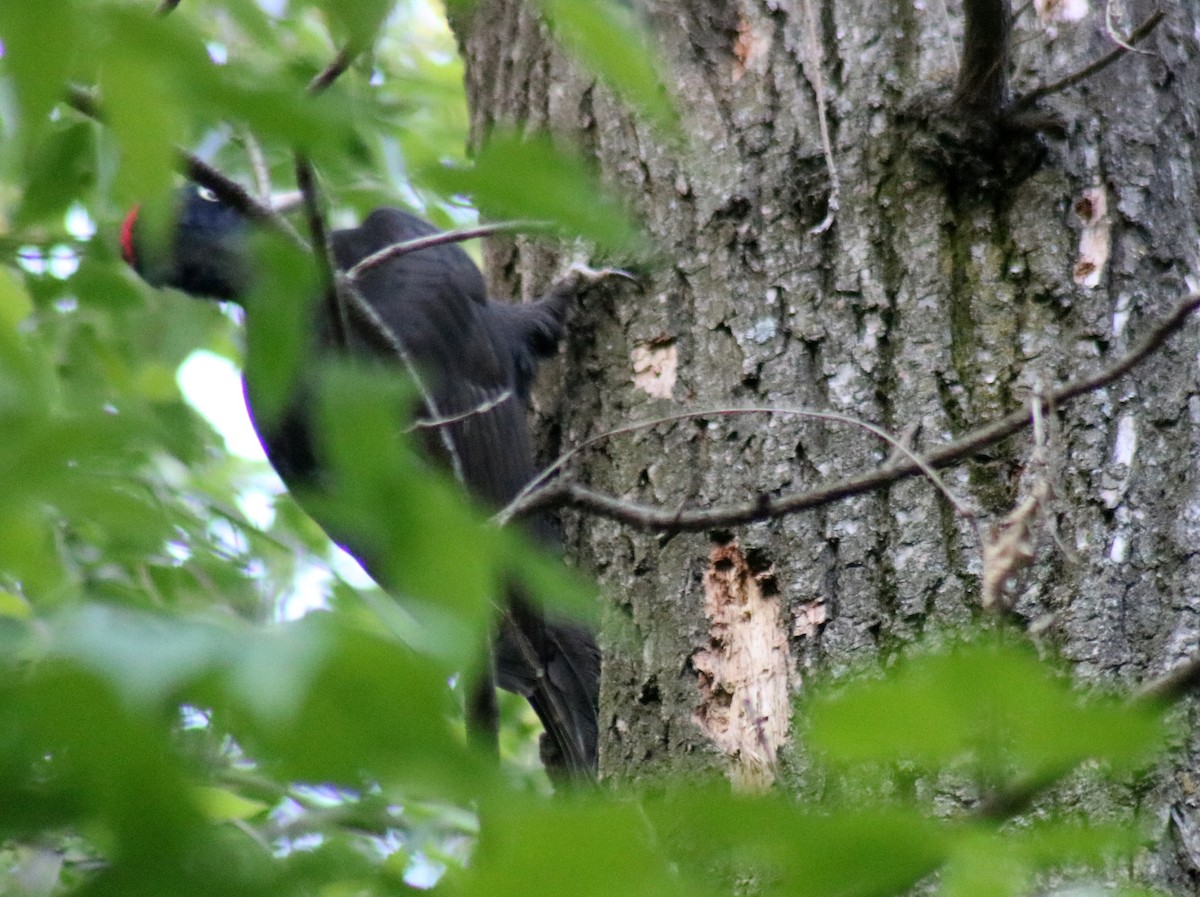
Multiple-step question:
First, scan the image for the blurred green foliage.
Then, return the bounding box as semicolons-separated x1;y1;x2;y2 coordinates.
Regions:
533;0;677;134
0;1;1176;896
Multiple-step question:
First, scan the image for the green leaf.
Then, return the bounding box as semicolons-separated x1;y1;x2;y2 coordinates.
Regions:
46;604;476;791
941;831;1025;897
424;130;642;254
0;266;34;332
453;796;688;897
941;821;1143;897
14;122;96;228
220;611;478;791
318;0;395;51
95;10;192;205
0;0;80;133
193;786;269;822
645;789;948;897
806;636;1168;781
0;590;31;620
534;0;678;132
303;364;499;657
241;231;322;425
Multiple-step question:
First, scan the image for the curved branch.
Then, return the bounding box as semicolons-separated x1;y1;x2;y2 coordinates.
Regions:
508;291;1200;532
335;276;468;483
1007;9;1165;114
496;406;973;528
345;221;550;281
1134;651;1200;705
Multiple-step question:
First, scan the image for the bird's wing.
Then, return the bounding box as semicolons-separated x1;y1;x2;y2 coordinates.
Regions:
333;209;599;780
331;208;536;509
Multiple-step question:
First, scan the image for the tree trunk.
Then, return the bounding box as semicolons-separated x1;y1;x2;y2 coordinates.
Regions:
453;0;1200;885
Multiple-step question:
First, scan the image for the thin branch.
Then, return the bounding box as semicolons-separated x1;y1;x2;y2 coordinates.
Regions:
1105;0;1147;54
185;155;307;246
65;85;308;248
409;390;514;431
294;155;351;350
65;84;101;120
505;291;1200;532
1133;652;1200;705
345;221;551;282
291;154;466;481
1007;9;1165;114
975;769;1066;821
980;643;1200;820
335;277;468;484
242;130;272;200
496;405;975;528
307;46;357;95
799;0;840;233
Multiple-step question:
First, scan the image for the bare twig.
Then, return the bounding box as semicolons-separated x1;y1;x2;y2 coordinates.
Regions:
496;405;974;528
290;152;466;482
294;155;351;350
345;221;551;281
1007;9;1165;114
504;291;1200;531
307;46;357;95
975;769;1065;821
1134;652;1200;705
185;156;307;246
409;390;513;431
335;278;468;484
1105;0;1154;55
798;0;840;233
65;86;308;247
64;84;101;120
242;130;272;200
294;42;360;350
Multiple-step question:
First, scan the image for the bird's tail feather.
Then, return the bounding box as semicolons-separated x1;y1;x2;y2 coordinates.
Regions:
495;605;600;782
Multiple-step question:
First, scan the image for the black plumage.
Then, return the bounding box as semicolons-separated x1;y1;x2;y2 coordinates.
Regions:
123;186;599;779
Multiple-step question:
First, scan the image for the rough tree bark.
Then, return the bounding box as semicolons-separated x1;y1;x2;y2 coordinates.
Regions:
452;0;1200;887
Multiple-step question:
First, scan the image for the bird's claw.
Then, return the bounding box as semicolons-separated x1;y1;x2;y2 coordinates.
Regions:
558;262;642;293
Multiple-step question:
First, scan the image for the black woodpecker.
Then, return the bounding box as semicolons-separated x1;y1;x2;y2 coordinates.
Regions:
122;185;601;781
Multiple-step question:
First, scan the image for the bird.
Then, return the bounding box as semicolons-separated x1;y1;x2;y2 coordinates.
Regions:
122;183;603;781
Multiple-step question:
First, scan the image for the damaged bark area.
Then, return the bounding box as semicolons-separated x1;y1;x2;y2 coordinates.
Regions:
692;539;791;792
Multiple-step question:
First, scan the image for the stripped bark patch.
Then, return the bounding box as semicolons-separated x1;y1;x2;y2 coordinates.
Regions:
692;540;791;791
1073;186;1110;288
1035;0;1088;24
733;6;772;82
792;600;828;638
631;339;677;399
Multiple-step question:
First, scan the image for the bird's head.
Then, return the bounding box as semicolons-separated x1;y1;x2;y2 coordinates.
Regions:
122;185;250;301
